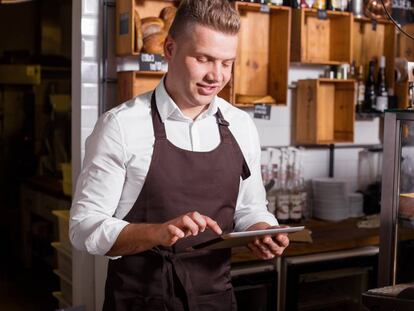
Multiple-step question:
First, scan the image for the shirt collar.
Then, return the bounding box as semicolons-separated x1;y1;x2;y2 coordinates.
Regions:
155;76;219;122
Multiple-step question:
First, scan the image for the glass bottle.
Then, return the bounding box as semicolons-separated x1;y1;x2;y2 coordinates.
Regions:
356;65;365;113
375;56;388;112
276;148;290;224
364;60;376;112
289;150;303;223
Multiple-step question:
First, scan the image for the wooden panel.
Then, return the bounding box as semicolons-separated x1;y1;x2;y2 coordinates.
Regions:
317;82;335;143
333;83;355;142
398;24;414;60
305;16;330;62
296;79;355;145
352;20;396;91
296;80;317;144
291;10;352;64
395;81;409;109
116;0;135;55
235;9;270;96
117;71;163;104
330;14;352;63
218;81;232;103
384;24;396;90
290;9;303;63
269;9;291;104
354;22;385;67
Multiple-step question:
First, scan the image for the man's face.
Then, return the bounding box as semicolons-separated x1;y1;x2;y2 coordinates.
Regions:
164;23;238;109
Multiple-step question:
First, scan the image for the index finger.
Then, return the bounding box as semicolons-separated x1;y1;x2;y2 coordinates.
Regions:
203;216;223;235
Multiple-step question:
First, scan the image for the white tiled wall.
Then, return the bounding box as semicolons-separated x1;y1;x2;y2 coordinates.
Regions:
72;1;101;311
248;66;382;194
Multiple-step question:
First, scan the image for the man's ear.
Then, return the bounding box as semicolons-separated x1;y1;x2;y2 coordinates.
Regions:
164;35;175;60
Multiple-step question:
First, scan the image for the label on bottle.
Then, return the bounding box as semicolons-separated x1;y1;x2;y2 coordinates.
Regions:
376;96;388;112
260;4;270;12
357;83;365;102
290;194;303;221
271;0;284;5
276;194;290;220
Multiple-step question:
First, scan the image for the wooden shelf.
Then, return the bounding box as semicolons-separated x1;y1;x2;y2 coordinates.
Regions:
352;16;396;91
295;78;355;145
233;3;291;106
395;23;414;108
236;1;291;12
118;70;164;104
116;0;178;56
291;9;353;64
354;16;394;25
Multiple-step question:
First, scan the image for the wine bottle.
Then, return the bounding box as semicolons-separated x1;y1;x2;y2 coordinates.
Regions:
363;60;376;112
375;56;388;112
356;65;365;113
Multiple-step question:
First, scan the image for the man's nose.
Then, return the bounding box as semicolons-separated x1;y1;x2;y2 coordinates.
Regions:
206;63;222;83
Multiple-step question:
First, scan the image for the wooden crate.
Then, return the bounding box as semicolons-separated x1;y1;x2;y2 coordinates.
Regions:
291;9;352;64
395;23;414;108
295;79;355;145
234;2;291;106
353;17;396;91
117;71;164;104
116;0;178;56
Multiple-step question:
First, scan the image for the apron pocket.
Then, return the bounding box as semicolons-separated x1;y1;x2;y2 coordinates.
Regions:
196;289;234;311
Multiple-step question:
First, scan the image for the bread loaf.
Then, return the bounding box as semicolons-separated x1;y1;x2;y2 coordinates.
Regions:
134;8;143;53
160;6;177;32
143;31;167;55
141;17;165;39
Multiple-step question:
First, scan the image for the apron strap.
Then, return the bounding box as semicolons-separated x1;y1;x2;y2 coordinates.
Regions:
150;91;167;140
215;108;233;145
216;108;251;180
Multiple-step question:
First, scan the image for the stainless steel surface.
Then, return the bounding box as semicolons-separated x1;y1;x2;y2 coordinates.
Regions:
379;111;414;287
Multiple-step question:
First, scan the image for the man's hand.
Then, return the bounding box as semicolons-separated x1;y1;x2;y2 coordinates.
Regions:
155;211;223;246
106;212;222;257
246;222;289;260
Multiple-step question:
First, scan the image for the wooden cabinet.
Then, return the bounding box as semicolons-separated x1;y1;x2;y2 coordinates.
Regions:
233;2;291;106
352;17;396;90
117;71;164;104
395;23;414;108
291;9;353;65
116;0;177;56
295;79;355;144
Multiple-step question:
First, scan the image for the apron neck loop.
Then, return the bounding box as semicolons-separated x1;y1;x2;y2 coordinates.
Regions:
151;91;167;140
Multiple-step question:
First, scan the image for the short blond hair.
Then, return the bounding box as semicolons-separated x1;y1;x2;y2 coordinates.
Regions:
169;0;240;38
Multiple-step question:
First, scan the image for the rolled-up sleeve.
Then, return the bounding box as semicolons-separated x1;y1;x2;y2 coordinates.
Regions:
234;117;278;231
69;112;129;255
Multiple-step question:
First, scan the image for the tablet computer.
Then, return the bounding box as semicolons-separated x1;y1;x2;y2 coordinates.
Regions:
191;226;305;250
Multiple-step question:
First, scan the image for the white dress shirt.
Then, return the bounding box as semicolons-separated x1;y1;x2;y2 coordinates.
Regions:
69;78;278;256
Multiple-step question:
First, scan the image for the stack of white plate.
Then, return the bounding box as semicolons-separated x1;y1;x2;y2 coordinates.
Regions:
348;193;364;217
312;178;349;221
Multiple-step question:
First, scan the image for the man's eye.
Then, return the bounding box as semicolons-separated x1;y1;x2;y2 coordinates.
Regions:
197;57;208;63
223;61;233;68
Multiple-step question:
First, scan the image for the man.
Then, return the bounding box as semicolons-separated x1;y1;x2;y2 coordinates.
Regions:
69;0;289;310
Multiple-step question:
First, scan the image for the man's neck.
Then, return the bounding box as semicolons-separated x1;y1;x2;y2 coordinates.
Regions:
164;76;210;121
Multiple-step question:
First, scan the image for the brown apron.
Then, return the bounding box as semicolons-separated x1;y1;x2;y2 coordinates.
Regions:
103;92;251;311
